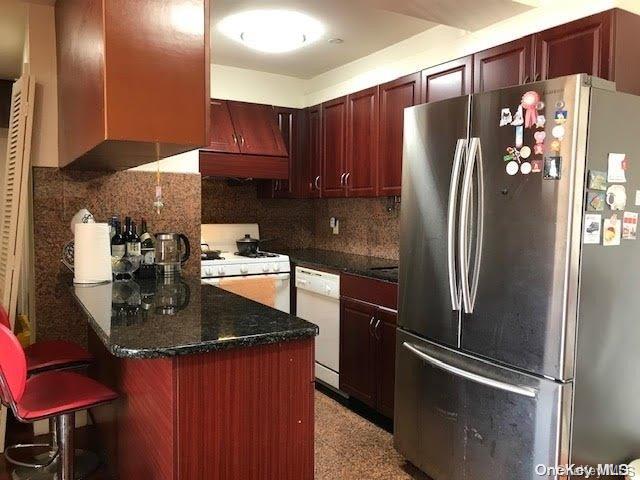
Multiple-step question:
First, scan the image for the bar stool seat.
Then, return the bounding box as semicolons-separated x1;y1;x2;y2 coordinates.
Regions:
16;371;117;421
24;340;93;375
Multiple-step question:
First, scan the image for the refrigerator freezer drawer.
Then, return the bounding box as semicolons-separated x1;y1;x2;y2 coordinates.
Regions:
394;329;572;480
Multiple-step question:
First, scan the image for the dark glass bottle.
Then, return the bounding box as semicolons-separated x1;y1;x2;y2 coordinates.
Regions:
126;221;142;257
124;216;132;242
140;218;154;249
111;222;126;259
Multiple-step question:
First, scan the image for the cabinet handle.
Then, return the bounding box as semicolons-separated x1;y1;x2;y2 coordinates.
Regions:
239;135;245;146
344;172;351;186
275;180;280;191
369;316;376;337
374;318;382;340
314;175;320;190
523;75;530;84
232;133;238;144
534;73;540;81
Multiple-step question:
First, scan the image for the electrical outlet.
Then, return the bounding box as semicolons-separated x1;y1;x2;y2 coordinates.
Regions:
330;217;339;235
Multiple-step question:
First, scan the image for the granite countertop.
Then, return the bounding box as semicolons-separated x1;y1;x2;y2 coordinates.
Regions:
278;248;399;283
71;276;318;359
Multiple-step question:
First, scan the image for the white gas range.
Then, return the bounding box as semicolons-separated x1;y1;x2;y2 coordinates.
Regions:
200;224;291;313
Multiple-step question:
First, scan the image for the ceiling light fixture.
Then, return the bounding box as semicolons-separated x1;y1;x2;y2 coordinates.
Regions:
218;9;324;54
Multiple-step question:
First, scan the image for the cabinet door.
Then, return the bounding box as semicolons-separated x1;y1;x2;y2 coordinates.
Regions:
534;11;612;82
274;107;296;198
375;308;397;419
346;86;378;197
227;101;288;156
208;100;240;153
421;56;472;103
339;298;377;407
306;105;322;198
321;97;347;198
378;73;420;197
474;37;533;92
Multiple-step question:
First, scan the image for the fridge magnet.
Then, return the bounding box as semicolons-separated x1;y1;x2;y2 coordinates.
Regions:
555;100;565;109
511;105;524;126
534;131;546;144
551;125;565;140
515;126;524;148
586;192;606;211
520;146;531;159
554;110;568;124
583;213;602;244
635;190;640;206
506;160;519;176
543;156;561;180
500;108;513;126
606;185;627;210
623;211;638;240
536;115;546;128
536;100;545;111
603;214;621;246
531;159;542;173
550;140;561;152
534;144;544;155
520;162;532;175
521;91;540;128
607;153;627;183
587;170;607;191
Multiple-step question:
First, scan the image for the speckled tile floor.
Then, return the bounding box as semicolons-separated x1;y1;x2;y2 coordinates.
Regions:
315;391;431;480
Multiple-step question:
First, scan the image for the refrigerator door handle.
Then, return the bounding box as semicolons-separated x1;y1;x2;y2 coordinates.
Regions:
459;137;484;314
447;138;467;311
402;342;537;398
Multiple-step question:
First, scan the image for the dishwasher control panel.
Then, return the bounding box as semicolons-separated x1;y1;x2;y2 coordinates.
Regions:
295;267;340;299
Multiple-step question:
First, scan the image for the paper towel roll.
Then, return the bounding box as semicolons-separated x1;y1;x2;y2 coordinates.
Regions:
74;223;112;284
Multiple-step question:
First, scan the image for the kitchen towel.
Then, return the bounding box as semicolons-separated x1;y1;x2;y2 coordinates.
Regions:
74;223;112;284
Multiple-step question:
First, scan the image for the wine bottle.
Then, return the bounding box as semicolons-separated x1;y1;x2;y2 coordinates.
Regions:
111;222;126;259
126;221;142;257
140;218;154;248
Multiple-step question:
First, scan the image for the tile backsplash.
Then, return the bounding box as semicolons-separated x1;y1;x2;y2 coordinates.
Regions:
201;179;400;260
32;167;201;344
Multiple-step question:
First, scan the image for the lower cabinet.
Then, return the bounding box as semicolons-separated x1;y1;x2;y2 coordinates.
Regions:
339;273;397;418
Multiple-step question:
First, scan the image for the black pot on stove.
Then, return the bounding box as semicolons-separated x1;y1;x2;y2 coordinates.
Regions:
236;234;261;256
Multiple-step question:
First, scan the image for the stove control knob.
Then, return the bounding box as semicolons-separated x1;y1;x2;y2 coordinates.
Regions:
206;267;213;276
240;265;249;274
218;266;225;275
262;264;270;273
272;263;281;272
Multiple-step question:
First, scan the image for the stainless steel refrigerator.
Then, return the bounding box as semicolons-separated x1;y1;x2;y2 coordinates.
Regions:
395;74;640;479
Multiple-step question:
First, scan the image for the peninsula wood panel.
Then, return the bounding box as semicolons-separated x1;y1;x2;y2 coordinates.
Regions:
175;339;315;479
378;73;421;196
421;56;472;103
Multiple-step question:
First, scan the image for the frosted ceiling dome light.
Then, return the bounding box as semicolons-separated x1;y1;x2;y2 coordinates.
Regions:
218;10;324;53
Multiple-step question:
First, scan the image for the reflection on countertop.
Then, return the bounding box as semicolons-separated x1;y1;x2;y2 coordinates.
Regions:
278;248;399;283
71;276;318;359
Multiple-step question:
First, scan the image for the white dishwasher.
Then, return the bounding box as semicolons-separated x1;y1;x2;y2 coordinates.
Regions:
295;267;341;390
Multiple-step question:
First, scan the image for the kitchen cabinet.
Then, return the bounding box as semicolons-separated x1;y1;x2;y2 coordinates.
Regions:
421;56;473;103
474;37;534;92
346;86;379;197
55;0;209;170
226;101;288;157
378;73;421;197
340;273;398;418
321;97;348;197
306;105;322;198
208;100;239;153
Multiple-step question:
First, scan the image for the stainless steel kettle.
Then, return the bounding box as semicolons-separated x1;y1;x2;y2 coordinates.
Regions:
154;233;190;277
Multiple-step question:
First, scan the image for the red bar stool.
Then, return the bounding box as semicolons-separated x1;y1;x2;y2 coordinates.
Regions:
0;306;94;474
0;323;117;480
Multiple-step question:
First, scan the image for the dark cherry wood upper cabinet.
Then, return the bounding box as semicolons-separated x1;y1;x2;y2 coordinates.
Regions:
340;297;377;408
346;86;379;197
378;73;421;197
56;0;210;170
208;100;239;154
421;56;473;103
321;96;348;198
306;105;322;198
227;101;288;157
474;36;534;92
534;11;611;82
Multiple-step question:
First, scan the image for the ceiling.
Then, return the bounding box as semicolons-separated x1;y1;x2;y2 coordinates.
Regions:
0;0;26;79
211;0;533;79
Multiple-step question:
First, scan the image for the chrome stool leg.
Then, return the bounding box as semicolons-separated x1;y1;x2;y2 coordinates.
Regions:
57;414;74;480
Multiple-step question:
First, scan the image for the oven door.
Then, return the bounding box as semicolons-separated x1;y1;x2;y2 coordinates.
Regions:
202;273;291;313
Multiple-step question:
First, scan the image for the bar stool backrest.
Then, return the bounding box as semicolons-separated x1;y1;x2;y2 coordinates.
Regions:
0;323;26;409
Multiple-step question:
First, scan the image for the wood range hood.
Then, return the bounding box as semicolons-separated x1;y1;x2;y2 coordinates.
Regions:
55;0;210;170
